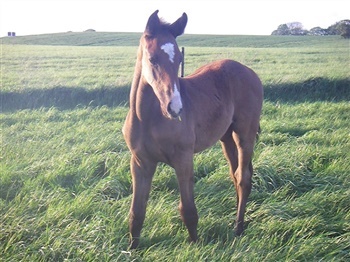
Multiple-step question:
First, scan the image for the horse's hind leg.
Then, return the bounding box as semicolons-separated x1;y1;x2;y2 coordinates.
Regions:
221;121;257;236
231;125;257;236
220;131;239;204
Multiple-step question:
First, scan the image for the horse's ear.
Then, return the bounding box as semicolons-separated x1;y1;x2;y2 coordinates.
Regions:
145;10;160;36
170;12;188;38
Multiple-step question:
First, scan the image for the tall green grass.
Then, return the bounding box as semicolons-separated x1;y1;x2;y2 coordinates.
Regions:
1;34;349;261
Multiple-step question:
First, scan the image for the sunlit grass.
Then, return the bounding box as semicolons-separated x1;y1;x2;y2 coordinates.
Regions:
1;45;136;92
1;34;349;261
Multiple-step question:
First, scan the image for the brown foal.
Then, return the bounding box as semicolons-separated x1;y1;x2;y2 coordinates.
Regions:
123;10;263;248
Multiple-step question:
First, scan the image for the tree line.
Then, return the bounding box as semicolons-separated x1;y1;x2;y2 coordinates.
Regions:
271;20;350;38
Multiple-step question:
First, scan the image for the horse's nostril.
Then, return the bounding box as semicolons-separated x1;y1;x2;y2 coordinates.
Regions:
167;103;175;117
167;102;182;118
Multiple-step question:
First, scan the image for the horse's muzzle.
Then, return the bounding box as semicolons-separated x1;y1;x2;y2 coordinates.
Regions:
167;102;182;119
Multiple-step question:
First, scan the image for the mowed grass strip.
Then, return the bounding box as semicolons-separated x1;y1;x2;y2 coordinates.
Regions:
1;35;349;261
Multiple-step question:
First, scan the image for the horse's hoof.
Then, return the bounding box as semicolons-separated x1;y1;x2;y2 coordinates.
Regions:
129;238;140;249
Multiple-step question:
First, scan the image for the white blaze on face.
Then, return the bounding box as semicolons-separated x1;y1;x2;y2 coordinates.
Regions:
160;43;175;63
142;52;154;84
170;83;182;115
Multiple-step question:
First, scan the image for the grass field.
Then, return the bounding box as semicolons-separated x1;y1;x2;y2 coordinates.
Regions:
1;33;349;261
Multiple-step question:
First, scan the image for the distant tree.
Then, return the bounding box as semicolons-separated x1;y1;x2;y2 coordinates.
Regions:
309;27;328;36
327;22;340;35
287;22;308;35
337;20;350;38
287;22;303;30
271;24;290;35
327;20;350;36
271;22;308;35
272;19;350;37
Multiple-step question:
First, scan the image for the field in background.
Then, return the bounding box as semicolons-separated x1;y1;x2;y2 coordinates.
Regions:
2;32;346;47
1;34;349;261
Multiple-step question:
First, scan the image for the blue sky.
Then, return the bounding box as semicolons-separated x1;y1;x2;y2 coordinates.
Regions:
0;0;348;36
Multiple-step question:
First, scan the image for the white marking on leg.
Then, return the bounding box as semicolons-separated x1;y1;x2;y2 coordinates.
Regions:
170;83;182;115
160;43;175;63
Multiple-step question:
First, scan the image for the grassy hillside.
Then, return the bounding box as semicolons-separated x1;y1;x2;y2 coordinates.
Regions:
1;32;142;46
1;31;346;48
1;35;349;261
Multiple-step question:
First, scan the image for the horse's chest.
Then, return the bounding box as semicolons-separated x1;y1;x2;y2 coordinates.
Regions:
123;113;147;154
123;115;182;163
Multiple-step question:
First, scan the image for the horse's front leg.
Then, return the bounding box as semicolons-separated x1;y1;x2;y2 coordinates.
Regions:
129;155;156;249
174;154;198;243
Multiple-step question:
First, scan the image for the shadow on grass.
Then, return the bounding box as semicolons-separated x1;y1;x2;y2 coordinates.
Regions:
1;77;349;112
0;85;130;112
264;77;350;103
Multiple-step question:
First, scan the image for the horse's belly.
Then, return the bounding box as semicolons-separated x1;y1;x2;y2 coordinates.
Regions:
193;118;231;153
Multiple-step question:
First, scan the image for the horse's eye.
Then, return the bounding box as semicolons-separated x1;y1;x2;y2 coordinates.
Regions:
149;56;157;65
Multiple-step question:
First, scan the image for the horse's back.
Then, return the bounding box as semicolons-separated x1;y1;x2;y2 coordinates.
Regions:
186;59;263;106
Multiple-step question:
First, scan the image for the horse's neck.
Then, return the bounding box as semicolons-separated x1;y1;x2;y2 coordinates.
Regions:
129;58;159;121
129;59;142;113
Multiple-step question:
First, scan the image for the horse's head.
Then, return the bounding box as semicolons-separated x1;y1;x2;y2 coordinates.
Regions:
140;10;187;119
